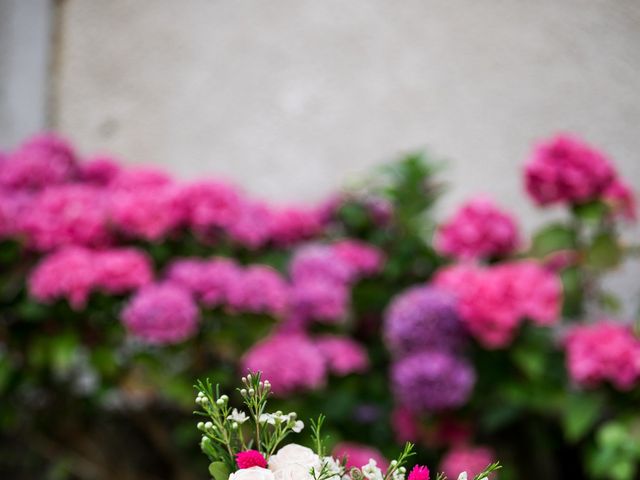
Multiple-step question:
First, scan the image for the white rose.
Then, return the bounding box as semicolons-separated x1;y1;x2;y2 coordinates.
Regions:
229;466;275;480
272;463;314;480
268;444;320;472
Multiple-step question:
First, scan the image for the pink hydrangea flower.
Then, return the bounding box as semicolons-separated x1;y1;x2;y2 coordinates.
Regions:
79;156;122;186
435;197;520;260
227;266;288;316
434;262;562;348
436;265;521;348
227;200;274;249
165;257;241;307
502;260;562;326
18;185;111;251
314;335;369;376
524;134;616;206
178;180;242;230
0;133;77;190
108;185;184;241
0;188;32;239
440;446;495;480
433;264;484;301
332;442;389;471
28;247;97;309
93;248;154;294
290;244;352;285
565;321;640;390
109;166;173;190
29;247;154;310
242;334;326;395
603;178;636;222
287;280;349;325
120;283;199;345
332;239;385;278
236;450;267;469
269;206;324;246
407;465;430;480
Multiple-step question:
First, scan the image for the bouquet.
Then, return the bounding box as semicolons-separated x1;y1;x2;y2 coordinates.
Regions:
194;372;500;480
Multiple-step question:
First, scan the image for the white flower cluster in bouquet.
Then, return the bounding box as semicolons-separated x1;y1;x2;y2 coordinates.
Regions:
194;372;500;480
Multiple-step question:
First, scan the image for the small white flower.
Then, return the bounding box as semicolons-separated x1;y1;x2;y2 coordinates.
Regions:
228;408;249;424
361;459;384;480
457;473;468;480
291;420;304;433
259;413;276;425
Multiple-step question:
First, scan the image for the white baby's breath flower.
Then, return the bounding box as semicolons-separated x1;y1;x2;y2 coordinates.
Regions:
227;408;249;424
229;466;275;480
259;413;276;425
313;456;343;480
361;459;384;480
292;420;304;433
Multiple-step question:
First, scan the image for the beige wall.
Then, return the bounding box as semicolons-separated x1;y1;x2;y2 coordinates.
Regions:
48;1;640;310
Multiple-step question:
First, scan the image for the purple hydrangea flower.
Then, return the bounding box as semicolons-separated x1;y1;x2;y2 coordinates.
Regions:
392;350;475;413
384;286;465;356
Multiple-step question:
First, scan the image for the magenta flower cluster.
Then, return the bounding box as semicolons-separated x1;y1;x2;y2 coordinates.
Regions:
0;133;326;249
434;261;562;348
525;134;635;220
435;197;520;260
286;240;384;326
240;240;381;395
29;246;153;310
564;321;640;391
121;283;199;345
241;331;371;396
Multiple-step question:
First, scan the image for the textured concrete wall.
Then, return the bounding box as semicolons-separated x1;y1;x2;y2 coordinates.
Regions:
0;0;52;146
49;1;640;309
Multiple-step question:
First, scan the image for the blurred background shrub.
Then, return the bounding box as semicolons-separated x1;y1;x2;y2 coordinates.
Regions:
0;132;638;480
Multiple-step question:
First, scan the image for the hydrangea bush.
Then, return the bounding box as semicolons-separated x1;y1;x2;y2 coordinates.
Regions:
0;132;638;480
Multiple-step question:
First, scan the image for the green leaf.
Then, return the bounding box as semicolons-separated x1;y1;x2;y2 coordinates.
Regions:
586;232;622;270
561;267;583;318
563;392;605;442
512;343;546;380
530;224;576;257
573;200;608;224
209;461;230;480
51;331;80;375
